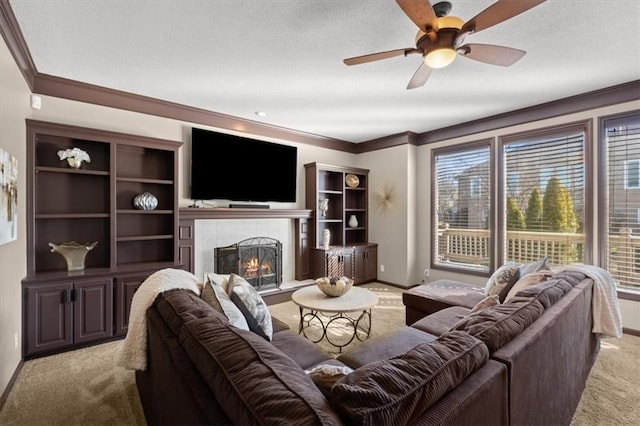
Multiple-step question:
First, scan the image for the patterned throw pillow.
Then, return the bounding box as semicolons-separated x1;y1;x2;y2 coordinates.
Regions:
484;262;520;302
201;273;249;331
518;257;552;278
469;295;500;313
228;273;273;341
504;270;554;303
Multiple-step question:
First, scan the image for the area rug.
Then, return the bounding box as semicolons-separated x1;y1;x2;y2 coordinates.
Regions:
1;282;638;425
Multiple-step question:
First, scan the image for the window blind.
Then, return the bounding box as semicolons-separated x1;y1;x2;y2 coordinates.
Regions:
604;113;640;289
433;144;491;273
502;131;585;266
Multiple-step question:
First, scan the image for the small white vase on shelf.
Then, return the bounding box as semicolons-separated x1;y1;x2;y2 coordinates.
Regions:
348;214;358;228
322;229;331;249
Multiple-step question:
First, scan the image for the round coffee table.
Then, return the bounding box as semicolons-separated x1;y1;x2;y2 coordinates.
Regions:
291;285;378;353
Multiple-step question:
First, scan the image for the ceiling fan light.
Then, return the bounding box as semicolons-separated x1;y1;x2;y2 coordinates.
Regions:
424;47;457;69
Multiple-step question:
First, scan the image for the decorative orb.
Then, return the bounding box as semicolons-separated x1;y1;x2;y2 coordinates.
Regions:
316;276;354;297
133;192;158;210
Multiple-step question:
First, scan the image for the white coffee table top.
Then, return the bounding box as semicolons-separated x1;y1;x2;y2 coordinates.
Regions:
291;285;378;313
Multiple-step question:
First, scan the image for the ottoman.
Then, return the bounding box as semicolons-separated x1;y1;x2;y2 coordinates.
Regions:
403;279;485;325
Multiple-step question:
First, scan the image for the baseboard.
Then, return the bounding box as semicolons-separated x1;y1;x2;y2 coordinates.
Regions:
623;327;640;337
0;359;23;411
372;279;408;289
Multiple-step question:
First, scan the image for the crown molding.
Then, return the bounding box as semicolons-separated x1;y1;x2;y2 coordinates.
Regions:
32;73;355;152
0;0;36;90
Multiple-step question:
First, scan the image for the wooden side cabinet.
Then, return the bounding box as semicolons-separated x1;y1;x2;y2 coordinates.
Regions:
115;274;146;337
353;244;378;284
25;277;112;356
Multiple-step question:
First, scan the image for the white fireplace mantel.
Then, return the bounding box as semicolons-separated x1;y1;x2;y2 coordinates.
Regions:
178;208;313;281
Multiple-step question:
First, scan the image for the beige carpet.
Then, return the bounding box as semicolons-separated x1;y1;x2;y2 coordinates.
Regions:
0;282;637;425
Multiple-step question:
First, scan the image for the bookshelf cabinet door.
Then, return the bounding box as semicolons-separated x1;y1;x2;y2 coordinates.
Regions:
25;282;73;356
73;278;113;345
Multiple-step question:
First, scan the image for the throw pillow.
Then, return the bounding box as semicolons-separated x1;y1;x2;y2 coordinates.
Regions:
228;273;273;341
204;272;231;294
484;262;520;302
201;274;249;331
504;270;554;303
519;257;552;278
469;295;500;313
305;364;354;399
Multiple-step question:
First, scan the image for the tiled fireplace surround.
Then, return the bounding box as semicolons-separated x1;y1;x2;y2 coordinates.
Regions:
179;208;313;288
195;219;295;284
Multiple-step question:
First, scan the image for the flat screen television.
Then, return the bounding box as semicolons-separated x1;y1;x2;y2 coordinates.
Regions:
190;127;297;203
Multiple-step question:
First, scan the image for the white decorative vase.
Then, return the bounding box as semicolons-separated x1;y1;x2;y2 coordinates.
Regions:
322;229;331;249
348;215;358;228
133;192;158;210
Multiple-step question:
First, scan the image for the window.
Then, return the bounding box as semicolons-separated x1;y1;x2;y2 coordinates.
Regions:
500;123;589;266
625;159;640;189
600;111;640;290
432;141;492;274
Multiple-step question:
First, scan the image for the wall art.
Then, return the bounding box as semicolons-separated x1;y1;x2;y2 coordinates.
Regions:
0;148;18;245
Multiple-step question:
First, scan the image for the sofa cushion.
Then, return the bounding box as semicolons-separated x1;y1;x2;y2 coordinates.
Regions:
330;330;489;426
155;289;225;336
337;326;437;369
485;262;521;302
411;306;471;337
179;315;342;426
452;296;545;353
515;278;574;309
271;329;333;370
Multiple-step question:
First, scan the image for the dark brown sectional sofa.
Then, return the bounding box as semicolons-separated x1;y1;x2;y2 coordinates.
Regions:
136;270;599;425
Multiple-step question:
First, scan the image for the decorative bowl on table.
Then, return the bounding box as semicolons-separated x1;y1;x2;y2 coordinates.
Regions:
316;276;354;297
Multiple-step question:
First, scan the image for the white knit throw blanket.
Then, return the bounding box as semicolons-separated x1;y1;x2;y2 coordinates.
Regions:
554;264;623;339
116;268;202;370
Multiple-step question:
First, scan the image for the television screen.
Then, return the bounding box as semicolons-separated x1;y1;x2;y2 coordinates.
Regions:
190;127;297;203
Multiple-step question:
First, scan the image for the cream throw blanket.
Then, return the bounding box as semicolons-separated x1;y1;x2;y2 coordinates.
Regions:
116;268;202;370
554;264;623;339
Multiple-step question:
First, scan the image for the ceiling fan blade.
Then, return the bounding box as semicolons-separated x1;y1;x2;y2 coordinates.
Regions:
396;0;438;32
406;62;433;90
344;48;417;66
458;43;526;66
461;0;546;34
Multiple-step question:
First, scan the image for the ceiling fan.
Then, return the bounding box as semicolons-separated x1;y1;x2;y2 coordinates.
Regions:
344;0;546;89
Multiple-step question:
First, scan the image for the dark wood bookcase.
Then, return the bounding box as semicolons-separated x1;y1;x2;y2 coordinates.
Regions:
304;162;377;284
22;120;182;358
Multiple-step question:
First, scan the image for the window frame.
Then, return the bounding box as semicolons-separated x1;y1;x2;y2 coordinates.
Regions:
431;139;494;277
598;110;640;293
498;120;593;266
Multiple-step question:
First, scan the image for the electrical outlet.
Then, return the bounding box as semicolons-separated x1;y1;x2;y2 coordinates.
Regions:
380;264;385;273
14;333;19;351
423;268;430;277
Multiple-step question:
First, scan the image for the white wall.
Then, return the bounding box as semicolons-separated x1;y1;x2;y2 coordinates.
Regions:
0;37;31;397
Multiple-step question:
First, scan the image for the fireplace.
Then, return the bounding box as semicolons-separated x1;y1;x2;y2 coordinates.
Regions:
215;237;282;290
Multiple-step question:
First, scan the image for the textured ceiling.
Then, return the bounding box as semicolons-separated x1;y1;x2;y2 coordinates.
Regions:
8;0;640;143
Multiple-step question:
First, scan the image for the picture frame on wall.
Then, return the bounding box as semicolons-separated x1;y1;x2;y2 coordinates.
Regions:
0;147;18;245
